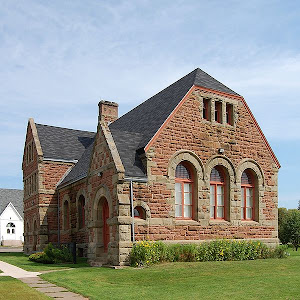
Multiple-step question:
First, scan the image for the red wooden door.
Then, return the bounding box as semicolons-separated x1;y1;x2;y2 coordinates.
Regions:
102;200;109;252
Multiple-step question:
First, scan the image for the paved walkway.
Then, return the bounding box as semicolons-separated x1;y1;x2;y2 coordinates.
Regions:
0;261;88;299
0;246;23;252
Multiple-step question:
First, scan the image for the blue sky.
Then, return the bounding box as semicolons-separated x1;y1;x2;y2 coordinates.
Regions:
0;0;299;208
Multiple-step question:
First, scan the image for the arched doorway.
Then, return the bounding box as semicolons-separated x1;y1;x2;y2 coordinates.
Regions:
102;199;109;252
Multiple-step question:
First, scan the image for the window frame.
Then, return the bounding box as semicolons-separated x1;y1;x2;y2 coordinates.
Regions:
226;103;233;125
203;98;210;121
78;195;85;229
215;101;222;123
241;171;255;221
210;167;226;220
175;162;194;220
63;200;70;230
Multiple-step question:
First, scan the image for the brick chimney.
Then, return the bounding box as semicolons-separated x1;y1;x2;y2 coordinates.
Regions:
98;100;119;124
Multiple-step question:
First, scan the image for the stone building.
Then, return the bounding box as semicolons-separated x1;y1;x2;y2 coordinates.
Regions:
22;68;280;266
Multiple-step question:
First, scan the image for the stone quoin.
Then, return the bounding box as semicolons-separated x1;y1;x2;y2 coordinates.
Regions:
22;68;280;266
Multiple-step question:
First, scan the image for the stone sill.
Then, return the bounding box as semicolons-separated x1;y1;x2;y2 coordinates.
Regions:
209;220;230;226
174;219;199;226
241;220;260;226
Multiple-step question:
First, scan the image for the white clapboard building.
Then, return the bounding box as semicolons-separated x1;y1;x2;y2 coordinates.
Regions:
0;189;23;246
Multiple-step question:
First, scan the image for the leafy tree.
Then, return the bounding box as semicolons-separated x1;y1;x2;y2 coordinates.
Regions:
281;209;300;251
278;207;288;243
298;200;300;211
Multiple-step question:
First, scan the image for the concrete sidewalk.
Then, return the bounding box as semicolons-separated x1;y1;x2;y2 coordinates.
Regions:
0;260;88;299
0;261;41;278
0;246;23;253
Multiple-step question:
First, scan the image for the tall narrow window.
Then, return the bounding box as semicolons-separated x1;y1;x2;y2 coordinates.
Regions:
78;195;85;229
215;101;222;123
210;167;225;219
175;163;193;219
226;103;233;125
203;99;210;121
241;170;254;220
63;200;70;230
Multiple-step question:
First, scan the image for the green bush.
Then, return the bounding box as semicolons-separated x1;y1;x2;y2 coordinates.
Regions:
28;243;73;264
29;252;53;264
130;240;288;267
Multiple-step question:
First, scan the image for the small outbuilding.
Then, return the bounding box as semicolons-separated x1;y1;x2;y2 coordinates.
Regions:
0;188;24;246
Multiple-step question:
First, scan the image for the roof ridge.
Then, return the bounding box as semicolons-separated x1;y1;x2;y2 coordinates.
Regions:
194;68;240;96
111;69;197;127
35;123;96;134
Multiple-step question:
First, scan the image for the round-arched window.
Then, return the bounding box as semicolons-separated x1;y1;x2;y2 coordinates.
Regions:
175;162;193;219
134;206;146;220
241;169;255;220
210;166;225;219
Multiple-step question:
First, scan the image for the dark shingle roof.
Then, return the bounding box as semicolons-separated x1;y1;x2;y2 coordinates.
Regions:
109;68;239;177
109;129;145;178
56;68;239;184
59;140;95;186
36;123;95;161
0;189;23;217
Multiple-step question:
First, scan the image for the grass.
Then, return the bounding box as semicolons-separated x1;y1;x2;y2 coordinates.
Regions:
0;276;50;300
1;249;299;299
38;249;300;300
0;252;89;271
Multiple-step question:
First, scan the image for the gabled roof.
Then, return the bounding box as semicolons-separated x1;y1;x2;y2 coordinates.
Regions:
0;189;23;217
35;123;95;161
55;68;243;185
59;140;95;186
109;68;239;178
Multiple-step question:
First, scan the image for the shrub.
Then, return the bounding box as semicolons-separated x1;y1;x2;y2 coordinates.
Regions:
130;240;288;267
29;252;53;264
28;243;73;264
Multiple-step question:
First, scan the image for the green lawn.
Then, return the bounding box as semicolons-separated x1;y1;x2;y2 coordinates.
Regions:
0;277;50;300
39;249;300;300
0;252;89;271
1;250;299;299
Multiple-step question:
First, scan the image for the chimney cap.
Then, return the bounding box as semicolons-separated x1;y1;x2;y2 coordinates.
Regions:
98;100;118;107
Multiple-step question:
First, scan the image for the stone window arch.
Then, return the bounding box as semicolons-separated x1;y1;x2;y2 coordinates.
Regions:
168;150;204;221
237;159;265;223
206;156;236;222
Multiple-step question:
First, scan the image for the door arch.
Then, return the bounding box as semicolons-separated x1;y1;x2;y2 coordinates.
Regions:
102;199;109;252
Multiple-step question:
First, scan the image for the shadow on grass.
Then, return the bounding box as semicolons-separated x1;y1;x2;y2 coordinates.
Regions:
0;252;90;272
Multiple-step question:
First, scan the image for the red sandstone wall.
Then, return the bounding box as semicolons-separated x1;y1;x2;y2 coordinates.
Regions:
134;89;278;242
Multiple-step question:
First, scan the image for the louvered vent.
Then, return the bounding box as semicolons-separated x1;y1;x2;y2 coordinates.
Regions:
175;163;190;179
241;170;252;185
210;167;224;182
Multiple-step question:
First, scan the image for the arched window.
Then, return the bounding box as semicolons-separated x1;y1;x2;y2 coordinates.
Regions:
241;169;255;220
175;162;193;219
210;167;225;219
134;206;146;220
6;223;15;234
63;200;70;230
78;195;85;229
